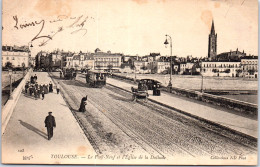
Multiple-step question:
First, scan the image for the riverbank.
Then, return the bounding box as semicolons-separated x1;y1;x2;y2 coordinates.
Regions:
115;73;258;104
117;73;258;90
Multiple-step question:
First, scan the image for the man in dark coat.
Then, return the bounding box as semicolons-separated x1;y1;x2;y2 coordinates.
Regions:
30;76;34;84
49;81;53;92
44;112;56;140
79;95;87;112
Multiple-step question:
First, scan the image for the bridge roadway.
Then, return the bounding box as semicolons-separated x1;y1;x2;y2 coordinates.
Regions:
2;72;96;164
2;72;257;165
49;72;257;162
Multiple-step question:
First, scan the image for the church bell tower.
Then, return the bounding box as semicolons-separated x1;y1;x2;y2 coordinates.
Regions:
208;20;217;59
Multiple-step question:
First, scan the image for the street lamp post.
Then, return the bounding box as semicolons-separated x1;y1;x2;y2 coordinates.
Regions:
28;41;33;69
8;69;13;100
164;34;173;91
201;74;204;93
134;66;137;83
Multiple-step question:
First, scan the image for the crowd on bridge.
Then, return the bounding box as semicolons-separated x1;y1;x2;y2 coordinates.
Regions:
24;74;60;100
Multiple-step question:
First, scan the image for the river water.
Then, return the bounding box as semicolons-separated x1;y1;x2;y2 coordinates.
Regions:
220;94;257;104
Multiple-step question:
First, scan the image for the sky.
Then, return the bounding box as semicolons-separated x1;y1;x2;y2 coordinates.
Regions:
2;0;258;58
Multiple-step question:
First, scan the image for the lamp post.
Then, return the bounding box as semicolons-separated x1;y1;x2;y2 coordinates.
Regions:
164;34;173;89
28;41;33;69
201;74;204;93
8;69;13;100
134;66;137;83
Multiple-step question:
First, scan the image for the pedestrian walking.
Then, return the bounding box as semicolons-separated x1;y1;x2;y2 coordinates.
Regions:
49;81;53;92
29;84;33;96
41;90;45;100
37;88;40;98
44;112;56;140
78;95;87;112
60;71;62;78
34;74;38;82
33;85;37;100
25;81;29;94
30;76;34;84
56;82;60;94
40;84;43;94
43;84;48;94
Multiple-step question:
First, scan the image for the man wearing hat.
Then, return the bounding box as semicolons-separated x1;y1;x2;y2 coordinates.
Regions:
44;112;56;140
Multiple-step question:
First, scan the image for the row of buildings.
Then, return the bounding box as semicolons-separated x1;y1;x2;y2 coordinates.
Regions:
35;48;123;72
34;47;258;78
2;44;258;79
2;45;32;69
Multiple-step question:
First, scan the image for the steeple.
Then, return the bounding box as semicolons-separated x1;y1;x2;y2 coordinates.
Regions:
208;19;217;59
210;20;215;34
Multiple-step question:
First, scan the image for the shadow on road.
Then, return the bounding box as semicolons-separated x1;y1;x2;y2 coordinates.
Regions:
108;93;131;102
18;120;48;140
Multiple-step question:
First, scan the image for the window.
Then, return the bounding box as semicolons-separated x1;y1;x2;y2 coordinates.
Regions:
7;57;9;60
12;57;15;60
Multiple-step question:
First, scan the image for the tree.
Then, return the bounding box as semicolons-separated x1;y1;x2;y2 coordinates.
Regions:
120;64;125;69
5;62;13;69
130;64;135;70
236;69;242;74
248;69;255;75
224;69;230;73
140;65;148;73
152;66;158;74
84;64;90;69
212;69;219;73
96;65;101;70
107;64;113;72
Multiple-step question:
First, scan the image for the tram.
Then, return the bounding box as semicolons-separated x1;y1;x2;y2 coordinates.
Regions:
86;70;107;88
63;68;77;80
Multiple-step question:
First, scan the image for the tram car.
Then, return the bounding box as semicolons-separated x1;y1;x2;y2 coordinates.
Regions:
63;68;77;80
86;70;107;88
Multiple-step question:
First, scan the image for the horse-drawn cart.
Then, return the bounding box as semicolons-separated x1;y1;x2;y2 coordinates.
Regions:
131;87;149;102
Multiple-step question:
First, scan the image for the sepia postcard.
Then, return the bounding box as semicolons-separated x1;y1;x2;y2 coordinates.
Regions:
1;0;258;165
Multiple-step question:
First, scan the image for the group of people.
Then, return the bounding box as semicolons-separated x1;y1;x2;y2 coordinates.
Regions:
24;74;60;100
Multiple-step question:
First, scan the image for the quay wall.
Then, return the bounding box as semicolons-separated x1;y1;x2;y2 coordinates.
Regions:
111;74;258;116
2;69;32;134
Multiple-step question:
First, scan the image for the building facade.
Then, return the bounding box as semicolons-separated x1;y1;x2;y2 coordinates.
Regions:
149;61;170;74
93;49;122;71
2;45;30;68
241;57;258;78
201;61;242;77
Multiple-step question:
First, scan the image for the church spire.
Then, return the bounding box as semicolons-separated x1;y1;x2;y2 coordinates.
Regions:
208;19;217;59
210;20;215;34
